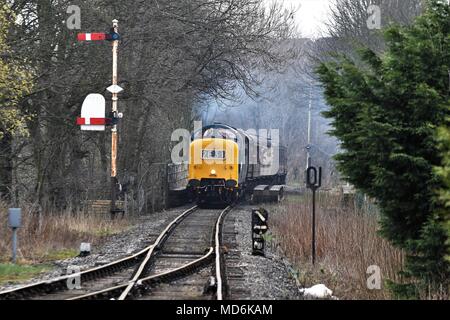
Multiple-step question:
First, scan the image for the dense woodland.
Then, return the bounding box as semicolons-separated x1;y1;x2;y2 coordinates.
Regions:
0;0;295;211
1;0;449;299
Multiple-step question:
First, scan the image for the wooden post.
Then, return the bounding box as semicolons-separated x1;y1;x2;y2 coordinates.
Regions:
110;19;119;219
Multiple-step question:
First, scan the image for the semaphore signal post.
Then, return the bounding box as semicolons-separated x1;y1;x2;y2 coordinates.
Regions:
76;19;124;218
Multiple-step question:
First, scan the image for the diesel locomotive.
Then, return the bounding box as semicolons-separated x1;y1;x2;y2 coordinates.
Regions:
187;123;287;204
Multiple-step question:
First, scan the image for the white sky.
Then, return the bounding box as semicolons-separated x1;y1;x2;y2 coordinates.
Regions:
271;0;334;38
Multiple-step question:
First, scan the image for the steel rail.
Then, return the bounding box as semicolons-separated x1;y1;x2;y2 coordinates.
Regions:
0;205;197;300
1;204;232;301
215;206;232;300
133;204;232;300
0;246;151;300
70;205;232;300
69;247;215;300
117;205;198;300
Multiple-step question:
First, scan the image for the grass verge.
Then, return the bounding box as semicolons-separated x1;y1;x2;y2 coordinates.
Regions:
0;263;50;285
0;201;135;278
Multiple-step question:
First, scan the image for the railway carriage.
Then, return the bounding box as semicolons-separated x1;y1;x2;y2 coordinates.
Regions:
187;123;287;205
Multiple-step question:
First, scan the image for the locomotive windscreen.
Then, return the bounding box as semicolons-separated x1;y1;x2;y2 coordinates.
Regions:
192;125;238;142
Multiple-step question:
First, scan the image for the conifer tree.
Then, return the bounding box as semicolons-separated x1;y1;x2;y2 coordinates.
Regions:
317;0;450;296
436;123;450;263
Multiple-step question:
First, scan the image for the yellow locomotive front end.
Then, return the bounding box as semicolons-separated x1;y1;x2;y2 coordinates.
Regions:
188;132;240;205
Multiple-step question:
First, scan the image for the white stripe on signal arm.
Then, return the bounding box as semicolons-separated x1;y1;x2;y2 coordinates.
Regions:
86;33;91;41
256;211;266;222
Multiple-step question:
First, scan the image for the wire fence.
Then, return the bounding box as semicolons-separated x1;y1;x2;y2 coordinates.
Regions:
80;162;189;215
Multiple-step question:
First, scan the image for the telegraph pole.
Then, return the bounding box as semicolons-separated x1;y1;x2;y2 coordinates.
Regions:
306;81;313;170
305;80;320;266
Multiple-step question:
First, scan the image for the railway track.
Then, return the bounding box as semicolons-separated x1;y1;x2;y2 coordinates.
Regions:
0;205;232;300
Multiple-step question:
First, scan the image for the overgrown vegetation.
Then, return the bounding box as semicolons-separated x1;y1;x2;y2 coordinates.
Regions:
0;201;133;264
316;0;450;297
270;194;405;300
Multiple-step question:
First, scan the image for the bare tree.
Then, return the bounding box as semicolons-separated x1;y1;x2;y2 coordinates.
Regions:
313;0;423;60
5;0;296;212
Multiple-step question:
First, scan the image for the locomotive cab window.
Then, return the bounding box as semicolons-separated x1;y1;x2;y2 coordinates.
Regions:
192;126;238;141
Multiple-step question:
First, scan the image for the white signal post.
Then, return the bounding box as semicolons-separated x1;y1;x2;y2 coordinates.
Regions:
110;19;120;217
77;20;123;218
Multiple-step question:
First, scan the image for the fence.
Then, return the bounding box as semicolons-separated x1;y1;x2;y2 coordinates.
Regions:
167;162;188;190
81;162;189;215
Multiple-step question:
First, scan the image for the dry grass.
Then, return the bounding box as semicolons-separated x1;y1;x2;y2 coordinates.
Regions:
268;193;405;300
0;202;134;265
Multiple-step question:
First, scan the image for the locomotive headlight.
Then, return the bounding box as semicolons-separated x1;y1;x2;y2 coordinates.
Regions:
210;169;217;176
